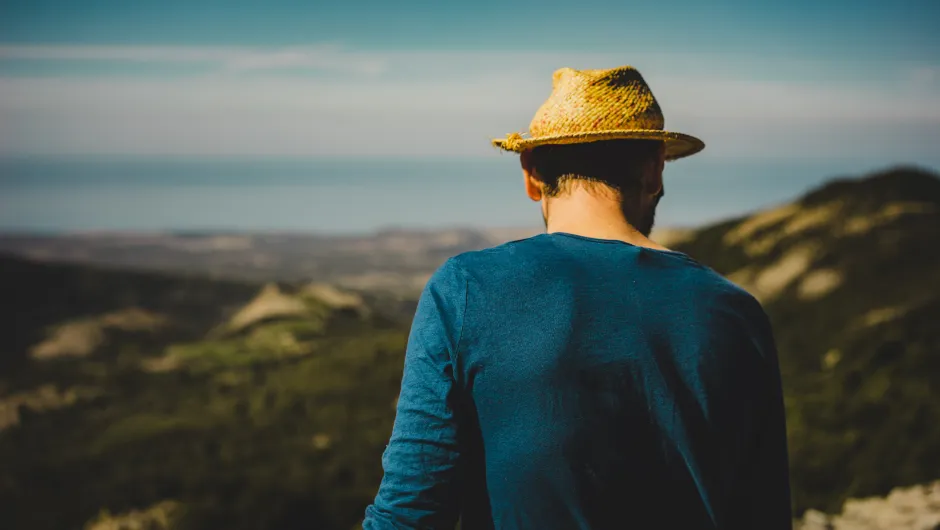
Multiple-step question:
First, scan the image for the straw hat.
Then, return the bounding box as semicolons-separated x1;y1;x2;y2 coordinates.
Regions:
492;65;704;161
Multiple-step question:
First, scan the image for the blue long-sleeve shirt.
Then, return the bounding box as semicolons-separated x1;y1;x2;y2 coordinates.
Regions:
363;232;791;529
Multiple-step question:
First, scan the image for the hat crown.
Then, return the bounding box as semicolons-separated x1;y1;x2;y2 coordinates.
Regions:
491;64;703;161
529;66;665;138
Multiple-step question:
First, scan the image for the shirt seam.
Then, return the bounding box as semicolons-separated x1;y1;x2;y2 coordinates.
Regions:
451;257;469;377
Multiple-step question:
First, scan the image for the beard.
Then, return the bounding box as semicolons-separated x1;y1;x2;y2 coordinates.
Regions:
635;208;656;237
636;188;664;236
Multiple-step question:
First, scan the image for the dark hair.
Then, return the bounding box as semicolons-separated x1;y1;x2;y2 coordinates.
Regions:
525;139;663;197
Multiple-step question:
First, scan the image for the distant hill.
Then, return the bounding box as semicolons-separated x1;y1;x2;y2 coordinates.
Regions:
0;166;937;528
667;166;940;513
0;227;542;294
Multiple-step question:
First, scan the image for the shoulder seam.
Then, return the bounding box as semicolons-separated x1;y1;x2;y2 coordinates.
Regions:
461;234;541;258
452;257;469;358
445;256;470;392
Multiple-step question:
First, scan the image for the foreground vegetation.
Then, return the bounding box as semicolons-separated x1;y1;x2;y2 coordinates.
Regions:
0;260;410;529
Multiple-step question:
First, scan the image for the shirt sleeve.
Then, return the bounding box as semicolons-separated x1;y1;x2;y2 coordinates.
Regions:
736;302;793;529
363;258;467;530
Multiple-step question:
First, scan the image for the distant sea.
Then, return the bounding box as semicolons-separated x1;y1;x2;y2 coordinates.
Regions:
1;156;937;233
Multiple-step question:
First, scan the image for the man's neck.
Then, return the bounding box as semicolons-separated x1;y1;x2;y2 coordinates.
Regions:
543;187;669;251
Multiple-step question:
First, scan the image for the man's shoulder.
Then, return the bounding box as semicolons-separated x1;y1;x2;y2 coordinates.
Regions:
699;265;767;317
418;238;544;325
691;265;775;347
652;254;770;331
445;234;550;281
423;236;538;290
692;262;757;302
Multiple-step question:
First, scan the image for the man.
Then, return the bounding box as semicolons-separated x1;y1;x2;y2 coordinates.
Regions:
363;65;791;529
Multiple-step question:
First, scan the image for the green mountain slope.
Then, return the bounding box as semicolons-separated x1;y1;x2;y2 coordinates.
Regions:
0;258;409;530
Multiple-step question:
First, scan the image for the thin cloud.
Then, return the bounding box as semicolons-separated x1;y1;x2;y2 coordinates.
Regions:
906;66;940;93
0;44;388;75
0;45;938;159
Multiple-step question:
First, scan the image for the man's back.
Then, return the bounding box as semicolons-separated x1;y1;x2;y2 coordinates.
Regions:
364;233;791;529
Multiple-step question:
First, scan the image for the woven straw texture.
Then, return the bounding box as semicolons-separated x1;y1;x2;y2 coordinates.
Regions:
492;66;704;161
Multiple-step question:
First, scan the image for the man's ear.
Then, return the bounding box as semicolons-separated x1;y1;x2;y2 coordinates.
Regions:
520;150;543;202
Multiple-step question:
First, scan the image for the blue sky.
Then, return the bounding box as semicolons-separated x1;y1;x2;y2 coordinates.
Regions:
3;0;938;56
1;0;938;161
0;1;938;232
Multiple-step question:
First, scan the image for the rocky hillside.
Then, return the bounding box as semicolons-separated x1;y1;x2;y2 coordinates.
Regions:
795;481;940;530
667;166;940;515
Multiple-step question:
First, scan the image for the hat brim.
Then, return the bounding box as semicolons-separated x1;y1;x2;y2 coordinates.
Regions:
491;129;705;161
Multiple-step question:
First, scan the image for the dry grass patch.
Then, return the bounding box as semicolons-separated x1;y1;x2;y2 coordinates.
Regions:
226;284;307;333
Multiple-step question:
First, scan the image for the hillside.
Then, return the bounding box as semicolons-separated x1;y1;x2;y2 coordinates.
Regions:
0;257;412;530
668;166;940;514
0;166;937;529
0;257;260;375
